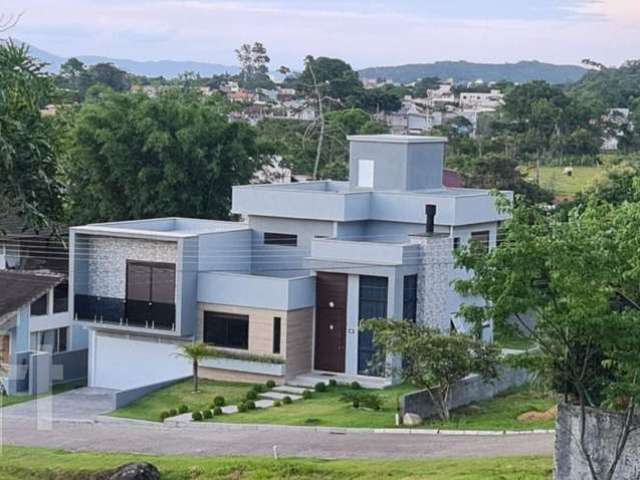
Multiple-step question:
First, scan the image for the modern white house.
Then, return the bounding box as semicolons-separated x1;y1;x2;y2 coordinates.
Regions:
68;135;511;391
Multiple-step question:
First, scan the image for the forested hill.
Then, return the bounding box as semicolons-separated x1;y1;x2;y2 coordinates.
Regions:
358;60;587;85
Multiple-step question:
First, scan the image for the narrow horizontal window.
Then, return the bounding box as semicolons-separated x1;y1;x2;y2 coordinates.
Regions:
264;232;297;247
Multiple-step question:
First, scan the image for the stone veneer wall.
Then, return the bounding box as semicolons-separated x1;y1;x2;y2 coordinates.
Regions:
409;234;454;332
87;237;178;298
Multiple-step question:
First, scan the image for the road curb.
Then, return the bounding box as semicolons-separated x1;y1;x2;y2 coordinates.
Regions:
94;415;554;436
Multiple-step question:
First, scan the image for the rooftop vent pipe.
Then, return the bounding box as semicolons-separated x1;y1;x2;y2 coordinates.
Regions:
425;204;436;236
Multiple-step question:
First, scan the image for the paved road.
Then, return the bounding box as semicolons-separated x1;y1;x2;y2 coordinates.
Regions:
0;389;555;459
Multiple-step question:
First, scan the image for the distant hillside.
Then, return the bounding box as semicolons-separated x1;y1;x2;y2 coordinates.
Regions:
16;40;239;78
358;61;588;85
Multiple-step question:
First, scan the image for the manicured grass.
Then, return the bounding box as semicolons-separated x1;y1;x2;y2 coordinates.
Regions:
423;387;557;431
110;378;252;422
534;166;602;196
211;384;414;429
0;380;86;409
0;446;553;479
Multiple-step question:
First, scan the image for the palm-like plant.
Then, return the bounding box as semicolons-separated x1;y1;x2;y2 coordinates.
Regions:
176;342;214;392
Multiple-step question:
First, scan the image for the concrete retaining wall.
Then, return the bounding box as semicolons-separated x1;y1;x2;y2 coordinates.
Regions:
555;404;640;479
400;366;530;418
52;349;88;385
114;375;191;409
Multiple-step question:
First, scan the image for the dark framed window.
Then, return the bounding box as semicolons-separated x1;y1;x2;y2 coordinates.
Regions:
264;232;297;247
358;276;388;376
272;317;281;354
453;237;461;251
470;230;490;253
53;283;69;313
203;312;249;350
125;261;176;329
31;293;48;316
403;274;418;322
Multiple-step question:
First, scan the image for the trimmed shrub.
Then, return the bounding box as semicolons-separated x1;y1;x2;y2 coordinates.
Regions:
352;399;360;409
213;396;225;407
213;406;223;416
341;391;382;411
328;379;337;387
273;400;282;407
252;384;265;393
160;411;170;421
192;411;203;421
245;400;256;410
168;408;178;417
350;381;361;390
237;403;248;413
178;404;189;414
266;380;276;389
202;409;213;420
245;390;258;400
283;396;293;405
302;390;313;399
315;382;327;393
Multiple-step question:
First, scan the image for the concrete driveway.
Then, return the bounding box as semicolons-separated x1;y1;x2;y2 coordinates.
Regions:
1;387;118;421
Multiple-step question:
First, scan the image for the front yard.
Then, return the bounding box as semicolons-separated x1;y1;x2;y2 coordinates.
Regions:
0;446;553;479
111;378;557;431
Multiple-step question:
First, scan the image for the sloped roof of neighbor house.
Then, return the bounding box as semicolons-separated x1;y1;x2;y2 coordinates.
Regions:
0;270;65;321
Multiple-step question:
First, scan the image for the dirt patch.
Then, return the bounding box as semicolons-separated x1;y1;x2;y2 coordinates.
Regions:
518;405;557;423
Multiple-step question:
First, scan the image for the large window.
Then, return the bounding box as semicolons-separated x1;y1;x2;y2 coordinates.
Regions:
263;232;298;247
203;312;249;350
403;274;418;322
125;261;176;329
30;327;68;354
53;282;68;313
358;276;388;376
31;293;48;316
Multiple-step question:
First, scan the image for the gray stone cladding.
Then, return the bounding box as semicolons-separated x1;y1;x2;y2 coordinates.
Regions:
87;237;178;298
409;234;454;332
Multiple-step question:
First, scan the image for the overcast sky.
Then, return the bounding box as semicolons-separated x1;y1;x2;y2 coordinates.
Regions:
5;0;640;69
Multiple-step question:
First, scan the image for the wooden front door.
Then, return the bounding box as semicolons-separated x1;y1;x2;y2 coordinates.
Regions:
314;272;347;372
0;335;9;364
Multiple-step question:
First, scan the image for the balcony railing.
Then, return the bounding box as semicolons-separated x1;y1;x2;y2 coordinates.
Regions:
74;295;176;331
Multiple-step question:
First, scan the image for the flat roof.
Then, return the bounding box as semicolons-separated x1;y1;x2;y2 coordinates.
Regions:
347;134;448;144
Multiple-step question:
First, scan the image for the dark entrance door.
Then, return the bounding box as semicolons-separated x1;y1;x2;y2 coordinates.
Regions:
358;276;388;376
314;272;347;372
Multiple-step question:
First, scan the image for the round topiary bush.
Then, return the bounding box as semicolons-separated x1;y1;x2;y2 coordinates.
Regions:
283;396;293;405
202;409;213;420
266;380;276;389
351;381;361;390
273;400;282;407
352;399;360;409
237;403;248;413
192;411;203;421
252;384;265;393
302;390;313;399
213;396;225;407
246;390;258;400
328;379;337;387
245;400;256;410
315;382;327;392
160;411;170;421
178;404;189;414
213;406;223;416
168;408;178;417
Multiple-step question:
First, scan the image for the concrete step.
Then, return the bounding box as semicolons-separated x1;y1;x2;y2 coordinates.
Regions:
274;385;310;395
286;377;329;388
255;399;275;409
259;392;302;401
221;405;239;414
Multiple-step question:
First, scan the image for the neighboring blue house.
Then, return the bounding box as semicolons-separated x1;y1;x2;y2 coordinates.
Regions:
69;135;511;390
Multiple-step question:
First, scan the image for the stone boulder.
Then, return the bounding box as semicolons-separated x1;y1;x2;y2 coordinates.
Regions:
108;463;161;480
403;413;423;426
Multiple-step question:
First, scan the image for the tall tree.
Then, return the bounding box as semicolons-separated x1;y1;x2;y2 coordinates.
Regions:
235;42;273;90
0;40;63;231
63;89;260;224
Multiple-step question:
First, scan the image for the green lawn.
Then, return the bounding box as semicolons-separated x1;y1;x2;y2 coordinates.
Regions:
535;166;602;196
424;387;557;431
110;378;253;422
0;380;87;409
0;446;553;479
210;383;414;428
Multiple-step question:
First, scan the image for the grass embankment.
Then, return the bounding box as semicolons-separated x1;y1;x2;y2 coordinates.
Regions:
109;379;250;422
0;446;553;479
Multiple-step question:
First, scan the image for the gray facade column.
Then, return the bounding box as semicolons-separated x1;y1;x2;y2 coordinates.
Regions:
409;234;454;332
345;274;360;375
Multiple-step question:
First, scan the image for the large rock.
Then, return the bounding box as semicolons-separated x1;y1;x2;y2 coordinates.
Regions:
403;413;423;426
108;463;160;480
